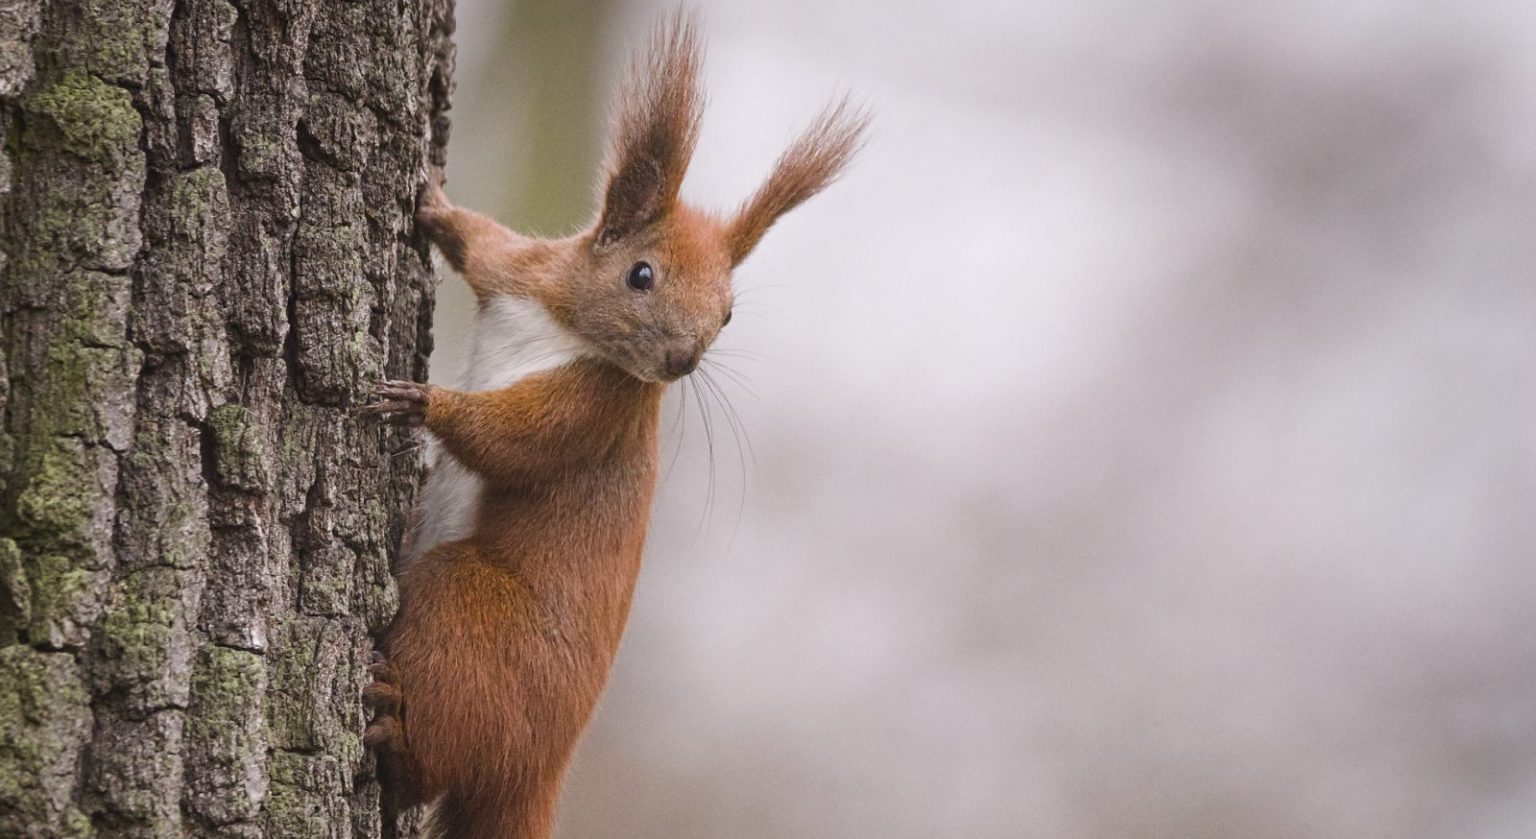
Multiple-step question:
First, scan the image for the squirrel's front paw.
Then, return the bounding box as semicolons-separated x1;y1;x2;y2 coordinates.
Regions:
362;651;406;752
415;171;452;233
360;380;432;426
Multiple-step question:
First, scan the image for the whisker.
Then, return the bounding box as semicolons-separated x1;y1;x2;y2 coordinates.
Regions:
696;368;750;545
701;357;759;400
733;282;791;298
391;438;427;459
700;366;758;474
689;371;718;544
660;379;689;487
707;347;768;362
728;303;783;320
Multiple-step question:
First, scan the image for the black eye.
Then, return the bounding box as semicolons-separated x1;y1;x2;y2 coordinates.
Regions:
626;261;654;292
722;309;733;327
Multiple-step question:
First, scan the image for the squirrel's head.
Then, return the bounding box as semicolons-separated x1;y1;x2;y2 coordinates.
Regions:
544;13;867;384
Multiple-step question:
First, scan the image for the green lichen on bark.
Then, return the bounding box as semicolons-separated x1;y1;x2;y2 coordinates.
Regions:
0;646;92;838
207;404;273;493
185;645;268;825
25;336;135;446
164;167;230;259
0;0;453;835
266;616;365;764
8;433;117;649
20;551;99;649
0;539;29;644
89;565;194;709
22;71;139;165
59;271;133;349
46;0;170;85
264;751;351;839
11;440;96;544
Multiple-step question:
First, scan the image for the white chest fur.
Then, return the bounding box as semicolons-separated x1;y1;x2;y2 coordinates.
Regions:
406;295;591;562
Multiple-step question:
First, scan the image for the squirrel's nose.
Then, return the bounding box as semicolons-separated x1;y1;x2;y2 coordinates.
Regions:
664;343;702;378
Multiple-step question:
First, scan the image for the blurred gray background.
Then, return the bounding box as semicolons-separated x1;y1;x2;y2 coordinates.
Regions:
432;1;1536;837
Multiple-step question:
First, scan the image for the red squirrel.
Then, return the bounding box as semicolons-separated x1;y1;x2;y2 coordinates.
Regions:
360;14;865;839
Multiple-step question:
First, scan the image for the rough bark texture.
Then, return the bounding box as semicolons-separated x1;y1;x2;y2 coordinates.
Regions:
0;0;453;836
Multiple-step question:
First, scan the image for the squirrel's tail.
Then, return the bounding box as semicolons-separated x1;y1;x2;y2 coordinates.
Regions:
426;782;557;839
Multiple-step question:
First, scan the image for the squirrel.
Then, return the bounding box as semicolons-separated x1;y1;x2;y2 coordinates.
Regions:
359;13;866;839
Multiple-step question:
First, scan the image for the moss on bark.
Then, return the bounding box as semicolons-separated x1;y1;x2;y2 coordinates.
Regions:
0;0;455;835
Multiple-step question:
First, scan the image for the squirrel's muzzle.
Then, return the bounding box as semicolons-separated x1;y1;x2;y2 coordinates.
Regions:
664;342;702;378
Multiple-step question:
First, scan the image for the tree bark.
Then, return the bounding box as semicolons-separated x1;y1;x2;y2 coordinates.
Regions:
0;0;453;836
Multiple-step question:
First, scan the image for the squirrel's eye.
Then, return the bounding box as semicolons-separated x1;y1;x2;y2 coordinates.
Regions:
626;261;654;292
722;309;733;327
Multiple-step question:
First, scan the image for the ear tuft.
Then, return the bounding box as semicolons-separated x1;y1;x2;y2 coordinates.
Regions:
597;10;705;246
727;97;870;265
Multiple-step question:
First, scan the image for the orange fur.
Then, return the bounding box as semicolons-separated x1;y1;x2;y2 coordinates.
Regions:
362;12;865;839
728;97;869;265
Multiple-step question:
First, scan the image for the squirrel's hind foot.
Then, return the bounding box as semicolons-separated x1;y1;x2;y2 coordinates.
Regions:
362;650;406;752
363;650;432;815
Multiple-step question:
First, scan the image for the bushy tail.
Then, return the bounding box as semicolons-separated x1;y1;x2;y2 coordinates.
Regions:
425;782;558;839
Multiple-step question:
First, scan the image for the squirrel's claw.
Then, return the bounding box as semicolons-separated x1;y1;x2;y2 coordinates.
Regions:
360;380;431;426
373;379;431;403
363;650;407;752
360;402;424;426
417;171;452;231
365;657;399;688
363;680;403;715
364;715;403;751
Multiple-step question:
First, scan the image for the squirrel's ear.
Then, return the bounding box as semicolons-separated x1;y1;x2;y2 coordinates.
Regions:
596;12;704;247
727;98;869;266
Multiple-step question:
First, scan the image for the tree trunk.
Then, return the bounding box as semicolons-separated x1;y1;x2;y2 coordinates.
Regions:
0;0;453;836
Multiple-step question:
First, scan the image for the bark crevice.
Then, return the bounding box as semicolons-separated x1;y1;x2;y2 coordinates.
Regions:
0;1;454;836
